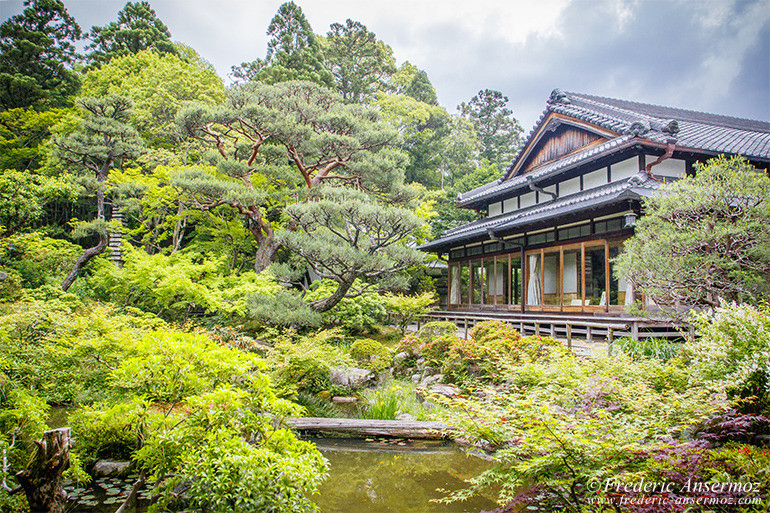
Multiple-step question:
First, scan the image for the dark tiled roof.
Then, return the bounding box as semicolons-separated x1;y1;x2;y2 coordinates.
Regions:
458;90;770;206
419;173;659;252
458;135;636;206
552;92;770;157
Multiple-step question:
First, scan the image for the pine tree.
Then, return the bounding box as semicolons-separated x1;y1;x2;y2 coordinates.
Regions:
54;96;145;290
0;0;82;111
86;1;177;67
176;81;407;273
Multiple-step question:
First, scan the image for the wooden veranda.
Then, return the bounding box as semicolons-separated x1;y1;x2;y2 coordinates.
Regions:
420;310;687;344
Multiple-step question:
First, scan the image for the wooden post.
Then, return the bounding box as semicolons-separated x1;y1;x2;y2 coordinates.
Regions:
631;321;639;341
464;319;469;339
586;325;593;342
15;428;71;513
535;322;540;337
566;324;572;349
608;327;614;343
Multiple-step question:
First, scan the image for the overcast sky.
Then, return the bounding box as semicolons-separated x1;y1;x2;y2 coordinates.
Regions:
1;0;768;130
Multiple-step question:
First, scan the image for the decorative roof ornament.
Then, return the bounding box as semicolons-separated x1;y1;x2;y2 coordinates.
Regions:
662;119;679;134
626;119;651;136
547;89;571;105
627;173;647;186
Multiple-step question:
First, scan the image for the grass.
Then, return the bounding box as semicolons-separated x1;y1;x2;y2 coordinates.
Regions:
357;379;435;420
294;391;343;418
612;337;683;361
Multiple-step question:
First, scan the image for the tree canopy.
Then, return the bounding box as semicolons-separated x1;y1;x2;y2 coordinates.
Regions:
322;19;396;103
0;0;82;111
86;1;177;67
80;49;226;150
231;1;332;86
459;89;523;168
176;80;408;272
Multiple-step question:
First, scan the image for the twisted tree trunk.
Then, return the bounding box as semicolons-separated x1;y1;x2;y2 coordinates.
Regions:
61;231;108;291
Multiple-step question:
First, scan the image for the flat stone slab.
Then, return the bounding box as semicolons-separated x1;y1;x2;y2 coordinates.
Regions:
285;417;455;439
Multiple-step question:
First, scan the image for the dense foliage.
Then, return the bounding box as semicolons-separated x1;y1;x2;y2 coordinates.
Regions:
0;298;327;512
428;316;770;512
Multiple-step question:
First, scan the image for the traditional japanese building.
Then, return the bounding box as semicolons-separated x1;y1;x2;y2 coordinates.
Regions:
419;90;770;338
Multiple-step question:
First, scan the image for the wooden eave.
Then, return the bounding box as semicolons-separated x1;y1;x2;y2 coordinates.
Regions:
504;112;621;181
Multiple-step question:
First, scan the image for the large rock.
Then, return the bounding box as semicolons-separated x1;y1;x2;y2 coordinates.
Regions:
420;374;444;387
332;396;358;404
92;460;130;477
429;384;462;397
393;352;409;365
330;367;375;389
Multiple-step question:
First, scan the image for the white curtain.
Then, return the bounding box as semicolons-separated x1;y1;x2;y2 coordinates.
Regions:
624;280;634;306
526;255;542;306
449;267;461;305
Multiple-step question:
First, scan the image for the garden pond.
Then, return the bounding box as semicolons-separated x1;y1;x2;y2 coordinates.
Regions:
50;409;497;513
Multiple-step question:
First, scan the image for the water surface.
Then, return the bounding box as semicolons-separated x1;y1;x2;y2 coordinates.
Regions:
311;437;497;513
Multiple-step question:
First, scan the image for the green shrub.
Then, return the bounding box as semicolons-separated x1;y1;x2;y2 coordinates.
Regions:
0;268;22;302
0;232;80;289
468;320;524;357
416;321;458;343
350;339;391;372
422;334;463;366
682;303;770;411
0;387;48;473
89;243;282;322
383;291;436;335
266;333;355;397
69;402;140;467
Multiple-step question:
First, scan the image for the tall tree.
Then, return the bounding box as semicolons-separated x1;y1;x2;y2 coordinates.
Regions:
459;89;523;167
53;96;145;291
231;1;332;86
0;0;81;111
439;115;480;188
615;156;770;311
375;90;450;188
389;62;439;105
176;80;406;272
86;1;177;67
323;19;396;103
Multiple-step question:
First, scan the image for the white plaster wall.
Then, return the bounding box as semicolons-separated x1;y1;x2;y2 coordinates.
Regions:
645;156;685;178
611;157;640;181
583;169;608;190
488;201;502;217
503;197;517;212
519;192;536;209
559;177;581;197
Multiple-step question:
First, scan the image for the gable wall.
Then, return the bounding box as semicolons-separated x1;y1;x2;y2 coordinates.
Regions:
521;124;605;173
